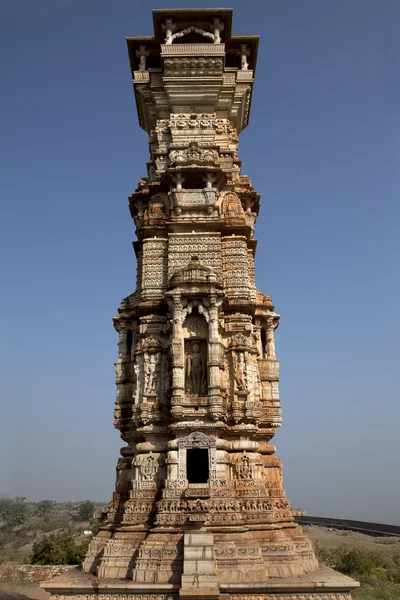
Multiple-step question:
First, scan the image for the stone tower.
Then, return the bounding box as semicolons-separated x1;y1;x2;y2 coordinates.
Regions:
43;8;358;600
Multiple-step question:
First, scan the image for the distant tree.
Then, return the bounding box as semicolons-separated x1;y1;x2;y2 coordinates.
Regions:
31;534;89;565
35;500;55;518
0;497;28;528
74;501;95;522
89;518;101;536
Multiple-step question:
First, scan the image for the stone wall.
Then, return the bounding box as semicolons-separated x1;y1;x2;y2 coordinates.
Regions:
0;564;77;583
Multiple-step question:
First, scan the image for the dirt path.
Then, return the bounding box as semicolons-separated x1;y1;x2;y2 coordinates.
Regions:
0;582;50;600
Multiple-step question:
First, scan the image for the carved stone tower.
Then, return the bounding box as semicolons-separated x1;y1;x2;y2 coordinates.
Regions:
43;8;358;600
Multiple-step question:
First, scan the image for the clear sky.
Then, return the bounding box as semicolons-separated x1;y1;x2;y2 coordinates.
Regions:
0;0;399;524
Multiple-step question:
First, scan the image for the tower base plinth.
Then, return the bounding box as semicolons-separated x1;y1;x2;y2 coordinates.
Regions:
41;566;359;600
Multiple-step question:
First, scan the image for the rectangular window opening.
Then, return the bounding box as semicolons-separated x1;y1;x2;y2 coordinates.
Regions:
186;448;209;484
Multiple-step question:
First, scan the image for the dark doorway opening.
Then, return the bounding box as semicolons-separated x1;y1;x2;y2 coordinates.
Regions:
186;449;209;484
261;328;267;359
126;330;133;360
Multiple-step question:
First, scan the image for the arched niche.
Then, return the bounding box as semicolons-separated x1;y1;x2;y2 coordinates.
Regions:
183;309;209;396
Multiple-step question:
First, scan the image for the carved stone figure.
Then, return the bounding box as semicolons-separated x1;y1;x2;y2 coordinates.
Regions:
238;455;252;480
142;455;157;480
185;342;206;395
144;353;158;394
234;352;247;392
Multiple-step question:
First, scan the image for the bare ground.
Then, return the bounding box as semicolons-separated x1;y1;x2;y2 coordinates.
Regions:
0;581;49;600
304;524;400;559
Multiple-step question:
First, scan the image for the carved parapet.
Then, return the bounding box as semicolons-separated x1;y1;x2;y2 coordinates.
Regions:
133;70;150;83
261;406;282;418
260;406;282;429
236;69;254;82
170;189;218;218
258;358;280;381
160;43;225;57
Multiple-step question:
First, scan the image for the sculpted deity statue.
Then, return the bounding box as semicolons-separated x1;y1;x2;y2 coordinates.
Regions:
142;455;157;481
234;352;247;392
144;353;158;394
185;342;206;395
238;455;252;480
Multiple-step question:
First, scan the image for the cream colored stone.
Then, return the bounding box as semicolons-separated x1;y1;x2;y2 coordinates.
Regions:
43;7;359;600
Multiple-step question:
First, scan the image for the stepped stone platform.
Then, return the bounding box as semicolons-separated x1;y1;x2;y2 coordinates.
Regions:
43;565;357;599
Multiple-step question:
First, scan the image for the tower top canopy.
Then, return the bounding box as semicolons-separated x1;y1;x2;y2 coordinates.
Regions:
127;8;259;133
152;8;234;42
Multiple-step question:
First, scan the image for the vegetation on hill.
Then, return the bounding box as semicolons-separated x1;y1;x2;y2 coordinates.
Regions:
30;534;89;565
0;496;105;565
315;543;400;599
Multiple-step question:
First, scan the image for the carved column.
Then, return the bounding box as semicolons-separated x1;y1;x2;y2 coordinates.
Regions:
171;295;185;418
266;318;276;358
212;17;224;44
135;45;149;71
208;294;223;421
117;326;127;362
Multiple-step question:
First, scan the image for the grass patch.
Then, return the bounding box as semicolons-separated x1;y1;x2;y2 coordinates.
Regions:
315;543;400;597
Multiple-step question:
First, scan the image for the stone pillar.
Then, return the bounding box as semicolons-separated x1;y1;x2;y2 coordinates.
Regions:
212;18;224;45
117;327;127;362
208;295;223;421
171;295;185;418
266;318;276;358
135;45;149;71
161;18;176;44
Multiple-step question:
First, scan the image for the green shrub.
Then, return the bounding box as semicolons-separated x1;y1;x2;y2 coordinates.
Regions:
353;583;400;599
335;548;386;576
31;534;89;565
387;569;400;584
315;543;392;578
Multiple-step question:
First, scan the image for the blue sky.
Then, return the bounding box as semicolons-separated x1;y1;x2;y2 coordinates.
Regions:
0;0;399;523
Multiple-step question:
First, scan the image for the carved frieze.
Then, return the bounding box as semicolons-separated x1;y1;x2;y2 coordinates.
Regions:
170;143;219;166
163;56;224;77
